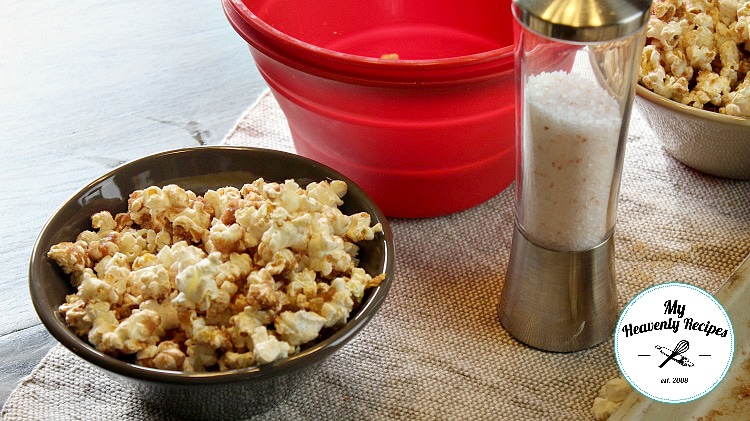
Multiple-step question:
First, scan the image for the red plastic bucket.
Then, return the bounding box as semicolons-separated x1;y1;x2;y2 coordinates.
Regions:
223;0;516;217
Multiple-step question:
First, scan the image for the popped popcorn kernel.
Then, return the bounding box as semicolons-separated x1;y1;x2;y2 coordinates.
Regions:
59;297;90;336
103;308;161;354
131;265;171;300
78;270;119;304
252;326;293;365
173;252;222;311
592;376;634;420
48;241;92;286
51;177;385;371
219;350;256;371
136;341;186;370
274;310;327;346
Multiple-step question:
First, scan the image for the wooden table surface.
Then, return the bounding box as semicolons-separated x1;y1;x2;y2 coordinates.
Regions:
0;0;267;406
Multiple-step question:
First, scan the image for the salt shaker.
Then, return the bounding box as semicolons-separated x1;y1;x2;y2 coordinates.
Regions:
498;0;652;351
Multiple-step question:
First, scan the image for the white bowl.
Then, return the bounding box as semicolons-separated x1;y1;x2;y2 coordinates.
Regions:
635;85;750;180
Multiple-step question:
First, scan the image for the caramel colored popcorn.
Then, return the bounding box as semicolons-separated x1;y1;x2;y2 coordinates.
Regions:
49;179;385;371
640;0;750;116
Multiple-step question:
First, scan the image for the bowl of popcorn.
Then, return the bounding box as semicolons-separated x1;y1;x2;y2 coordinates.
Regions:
29;146;394;418
222;0;518;217
635;0;750;179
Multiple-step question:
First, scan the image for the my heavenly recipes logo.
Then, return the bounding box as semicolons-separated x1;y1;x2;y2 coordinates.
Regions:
614;282;734;403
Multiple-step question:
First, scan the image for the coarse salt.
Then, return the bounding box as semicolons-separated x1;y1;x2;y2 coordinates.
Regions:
519;70;622;251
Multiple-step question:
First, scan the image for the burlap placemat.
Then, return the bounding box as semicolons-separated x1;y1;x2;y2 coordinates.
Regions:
3;90;749;421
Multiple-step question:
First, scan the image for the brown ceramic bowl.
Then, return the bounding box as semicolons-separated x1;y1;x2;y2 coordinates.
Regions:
635;85;750;179
29;146;394;419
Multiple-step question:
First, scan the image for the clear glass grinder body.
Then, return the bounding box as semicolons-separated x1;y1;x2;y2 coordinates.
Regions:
499;0;651;352
514;22;645;252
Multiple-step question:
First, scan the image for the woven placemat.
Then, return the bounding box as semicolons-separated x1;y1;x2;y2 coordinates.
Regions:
3;89;749;421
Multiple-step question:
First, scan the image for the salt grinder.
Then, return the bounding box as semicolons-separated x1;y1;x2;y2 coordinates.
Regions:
499;0;652;351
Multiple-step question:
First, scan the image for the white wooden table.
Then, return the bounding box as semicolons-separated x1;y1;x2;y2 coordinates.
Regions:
0;0;267;406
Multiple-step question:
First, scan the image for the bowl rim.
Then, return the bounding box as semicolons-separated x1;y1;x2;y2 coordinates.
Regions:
635;84;750;128
222;0;515;85
29;145;395;385
224;0;514;68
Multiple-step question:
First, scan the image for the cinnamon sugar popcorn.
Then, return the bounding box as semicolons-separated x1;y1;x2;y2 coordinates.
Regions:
640;0;750;116
48;178;385;372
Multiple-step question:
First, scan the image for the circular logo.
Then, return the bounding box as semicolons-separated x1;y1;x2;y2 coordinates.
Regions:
614;282;734;403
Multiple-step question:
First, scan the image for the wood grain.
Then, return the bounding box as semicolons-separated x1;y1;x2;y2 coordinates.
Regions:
0;0;267;406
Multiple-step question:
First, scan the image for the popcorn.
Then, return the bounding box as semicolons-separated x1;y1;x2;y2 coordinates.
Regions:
85;302;119;351
725;72;750;114
49;178;385;371
274;310;327;346
136;341;186;370
78;270;119;304
189;314;230;350
207;221;246;255
640;0;750;116
184;340;219;372
320;278;355;327
227;307;269;350
59;297;89;336
592;377;634;420
173;252;222;311
48;241;92;286
171;203;211;244
252;326;293;365
131;265;171;300
140;297;179;325
218;350;256;371
104;308;161;354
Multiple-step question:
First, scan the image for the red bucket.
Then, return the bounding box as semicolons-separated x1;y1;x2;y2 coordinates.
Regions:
223;0;516;217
